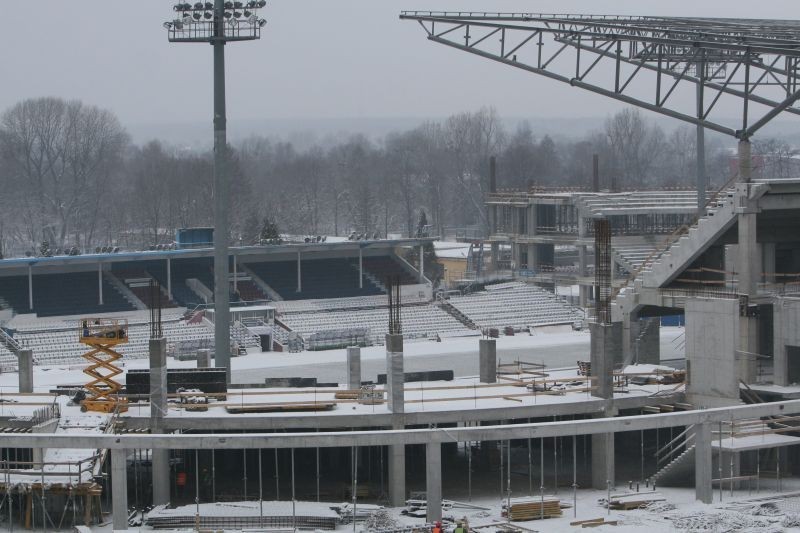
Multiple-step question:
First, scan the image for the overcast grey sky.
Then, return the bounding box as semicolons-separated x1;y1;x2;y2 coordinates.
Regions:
1;1;798;139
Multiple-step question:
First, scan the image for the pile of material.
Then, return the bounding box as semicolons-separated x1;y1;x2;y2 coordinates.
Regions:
503;496;562;521
571;517;618;528
604;492;665;510
144;501;339;530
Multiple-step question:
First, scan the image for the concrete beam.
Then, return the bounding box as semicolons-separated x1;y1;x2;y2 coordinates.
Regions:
426;442;442;522
111;448;129;530
10;399;800;451
122;392;685;432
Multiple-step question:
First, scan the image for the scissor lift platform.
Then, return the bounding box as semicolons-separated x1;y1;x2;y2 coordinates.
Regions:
79;318;129;413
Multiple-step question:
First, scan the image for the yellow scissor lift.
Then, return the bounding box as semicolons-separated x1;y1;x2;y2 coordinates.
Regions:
79;318;129;413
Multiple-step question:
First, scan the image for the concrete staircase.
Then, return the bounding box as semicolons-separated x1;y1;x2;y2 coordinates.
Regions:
438;299;479;330
653;444;697;486
614;189;737;317
349;262;385;292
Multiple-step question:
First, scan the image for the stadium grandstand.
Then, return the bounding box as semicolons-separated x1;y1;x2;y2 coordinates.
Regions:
0;236;583;368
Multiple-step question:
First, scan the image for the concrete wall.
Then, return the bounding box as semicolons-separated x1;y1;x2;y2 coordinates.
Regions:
774;297;800;386
686;297;740;407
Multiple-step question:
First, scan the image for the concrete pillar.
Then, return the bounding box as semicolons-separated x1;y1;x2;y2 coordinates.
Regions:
18;349;33;393
591;418;615;490
28;264;33;310
694;422;713;503
638;318;661;365
358;248;363;289
479;338;497;383
167;257;172;301
589;322;621;399
98;262;104;306
589;321;619;490
419;245;425;283
233;254;238;294
388;433;406;508
385;334;404;413
296;251;302;293
149;338;170;506
490;243;499;272
347;346;361;389
426;442;442;522
386;333;406;508
111;448;129;531
197;348;212;368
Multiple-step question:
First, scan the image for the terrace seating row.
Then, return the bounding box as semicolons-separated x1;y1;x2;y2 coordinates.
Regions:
246;258;384;301
279;303;471;343
0;272;135;318
448;282;581;330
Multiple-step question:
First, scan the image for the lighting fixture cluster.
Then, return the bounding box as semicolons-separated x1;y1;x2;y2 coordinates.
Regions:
165;1;267;30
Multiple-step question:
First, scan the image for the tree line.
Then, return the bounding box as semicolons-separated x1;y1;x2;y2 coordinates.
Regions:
0;97;794;258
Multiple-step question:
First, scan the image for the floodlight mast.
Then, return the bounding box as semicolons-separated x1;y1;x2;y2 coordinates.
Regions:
166;0;267;383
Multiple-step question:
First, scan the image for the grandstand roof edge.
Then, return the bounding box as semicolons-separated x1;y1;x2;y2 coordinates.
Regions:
0;238;434;271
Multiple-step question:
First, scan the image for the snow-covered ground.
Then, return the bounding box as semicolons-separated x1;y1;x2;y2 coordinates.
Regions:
83;484;800;532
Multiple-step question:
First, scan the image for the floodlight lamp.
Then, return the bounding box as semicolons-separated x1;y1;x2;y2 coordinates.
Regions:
204;11;213;19
244;9;252;17
163;21;173;29
258;18;266;27
182;15;193;25
224;11;232;18
257;0;266;8
174;19;184;29
234;10;242;18
193;12;202;20
194;2;203;10
224;1;233;8
246;0;256;7
234;1;244;8
205;1;213;8
247;14;257;24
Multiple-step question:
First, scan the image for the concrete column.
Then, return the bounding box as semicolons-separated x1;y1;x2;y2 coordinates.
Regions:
28;265;33;310
347;346;361;389
638;318;661;365
386;333;406;508
528;244;539;272
479;338;497;383
591;419;615;490
111;448;129;531
197;348;212;368
419;245;425;283
98;262;104;306
694;422;713;503
426;442;442;522
589;322;621;399
388;429;406;508
589;321;619;490
233;254;238;294
296;251;302;293
358;248;363;289
18;349;33;393
149;338;170;506
385;334;404;413
167;257;172;301
490;243;499;272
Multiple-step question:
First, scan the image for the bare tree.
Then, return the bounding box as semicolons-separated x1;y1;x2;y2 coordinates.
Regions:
0;97;128;249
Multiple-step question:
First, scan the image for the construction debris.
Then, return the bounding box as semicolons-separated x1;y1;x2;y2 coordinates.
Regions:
603;491;665;510
363;508;400;530
503;496;562;521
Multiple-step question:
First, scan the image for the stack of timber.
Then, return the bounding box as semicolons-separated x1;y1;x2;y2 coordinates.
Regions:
605;491;665;510
571;518;619;528
503;497;562;521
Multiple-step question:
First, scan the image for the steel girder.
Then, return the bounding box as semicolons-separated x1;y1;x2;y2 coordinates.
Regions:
400;12;800;139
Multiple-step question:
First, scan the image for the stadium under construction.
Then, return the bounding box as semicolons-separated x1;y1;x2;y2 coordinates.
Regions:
3;9;800;533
